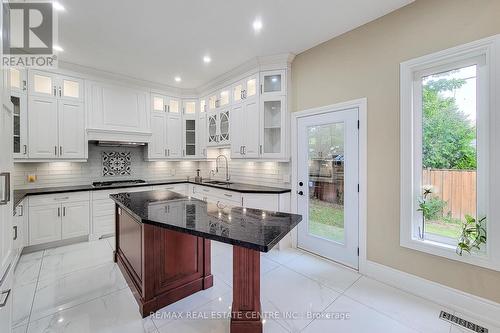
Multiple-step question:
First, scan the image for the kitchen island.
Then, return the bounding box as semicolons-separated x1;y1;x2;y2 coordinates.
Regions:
110;190;302;333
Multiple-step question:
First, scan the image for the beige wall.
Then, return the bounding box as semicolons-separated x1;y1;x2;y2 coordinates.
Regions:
292;0;500;303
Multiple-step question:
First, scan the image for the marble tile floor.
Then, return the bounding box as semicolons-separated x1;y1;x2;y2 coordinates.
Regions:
10;238;498;333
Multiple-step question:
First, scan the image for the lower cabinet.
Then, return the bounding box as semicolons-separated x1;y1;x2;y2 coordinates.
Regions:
28;193;90;246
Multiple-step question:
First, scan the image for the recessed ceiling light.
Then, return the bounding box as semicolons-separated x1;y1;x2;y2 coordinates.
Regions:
53;1;65;11
53;45;64;52
174;76;181;82
203;55;211;64
252;18;263;33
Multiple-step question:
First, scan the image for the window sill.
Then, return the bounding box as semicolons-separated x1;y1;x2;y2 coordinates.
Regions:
400;237;499;272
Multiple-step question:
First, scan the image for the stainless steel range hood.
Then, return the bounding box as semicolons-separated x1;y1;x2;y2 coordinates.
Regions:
92;140;147;148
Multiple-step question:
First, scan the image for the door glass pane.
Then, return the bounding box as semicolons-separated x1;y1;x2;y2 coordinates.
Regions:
33;74;52;94
63;80;80;98
263;74;281;93
185;101;196;114
220;111;229;141
247;79;256;97
233;84;242;101
11;96;20;153
10;68;21;89
420;65;478;243
170;100;179;113
263;100;281;153
209;116;217;143
153;96;164;111
220;90;229;106
307;122;345;243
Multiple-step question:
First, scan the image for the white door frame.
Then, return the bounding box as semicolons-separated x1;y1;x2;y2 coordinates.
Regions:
291;98;367;273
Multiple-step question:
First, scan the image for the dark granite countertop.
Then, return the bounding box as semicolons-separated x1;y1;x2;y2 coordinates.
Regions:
13;180;291;211
110;190;302;252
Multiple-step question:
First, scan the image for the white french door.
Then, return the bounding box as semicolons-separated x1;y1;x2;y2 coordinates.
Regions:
297;108;359;269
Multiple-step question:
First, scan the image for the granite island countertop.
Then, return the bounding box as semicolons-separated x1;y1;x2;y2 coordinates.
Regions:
110;190;302;252
13;179;291;211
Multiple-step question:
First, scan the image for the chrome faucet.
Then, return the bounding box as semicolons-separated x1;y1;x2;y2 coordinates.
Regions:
215;154;230;182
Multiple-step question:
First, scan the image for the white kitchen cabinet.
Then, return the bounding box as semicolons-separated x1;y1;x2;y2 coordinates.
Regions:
10;67;27;94
29;70;57;99
91;186;152;239
29;204;61;245
59;75;84;102
198;110;207;158
148;112;167;159
28;192;90;246
58;100;86;159
152;183;188;195
28;95;59;159
207;108;230;147
28;95;85;160
218;109;230;145
11;91;28;159
230;85;260;159
87;81;149;139
61;201;90;239
260;70;286;96
13;201;27;254
232;74;258;105
183;118;197;158
166;111;183;158
260;95;287;159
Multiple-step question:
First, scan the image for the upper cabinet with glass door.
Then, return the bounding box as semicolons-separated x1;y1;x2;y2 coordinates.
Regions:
28;70;84;101
232;74;258;105
10;68;27;94
260;70;285;96
152;94;167;113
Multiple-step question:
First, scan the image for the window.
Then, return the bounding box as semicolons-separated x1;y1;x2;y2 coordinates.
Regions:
400;35;500;270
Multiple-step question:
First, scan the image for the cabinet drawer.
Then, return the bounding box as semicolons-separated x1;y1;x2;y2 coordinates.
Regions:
29;191;90;207
91;186;153;200
92;199;115;217
152;184;187;195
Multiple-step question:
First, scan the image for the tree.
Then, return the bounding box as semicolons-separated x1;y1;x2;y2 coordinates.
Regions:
422;78;477;170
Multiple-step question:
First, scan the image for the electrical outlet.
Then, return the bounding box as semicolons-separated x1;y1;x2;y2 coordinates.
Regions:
27;174;37;183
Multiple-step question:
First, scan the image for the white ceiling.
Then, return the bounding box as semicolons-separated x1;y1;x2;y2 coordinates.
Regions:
58;0;414;89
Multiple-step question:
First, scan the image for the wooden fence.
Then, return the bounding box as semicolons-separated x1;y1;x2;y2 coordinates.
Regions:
422;169;476;220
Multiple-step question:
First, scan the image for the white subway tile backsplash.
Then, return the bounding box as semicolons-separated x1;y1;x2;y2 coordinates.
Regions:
14;145;290;189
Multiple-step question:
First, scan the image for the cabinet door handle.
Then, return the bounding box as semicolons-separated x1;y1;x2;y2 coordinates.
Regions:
18;204;24;217
63;207;66;217
60;146;63;156
164;149;167;157
53;86;57;96
259;145;263;155
0;289;11;308
22;80;27;91
57;207;60;217
260;84;263;94
0;173;10;205
54;196;69;201
224;193;232;198
23;144;27;155
164;105;167;112
168;149;170;156
239;146;243;155
54;146;58;156
59;87;62;97
243;146;246;155
13;226;18;240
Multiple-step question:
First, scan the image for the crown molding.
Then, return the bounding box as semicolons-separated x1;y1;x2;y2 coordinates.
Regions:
57;52;295;99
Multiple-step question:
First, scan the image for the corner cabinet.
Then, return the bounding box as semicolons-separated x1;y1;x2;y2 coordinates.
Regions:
230;70;289;160
27;70;86;160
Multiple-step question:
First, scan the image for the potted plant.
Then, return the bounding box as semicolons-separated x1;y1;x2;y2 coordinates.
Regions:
456;215;487;256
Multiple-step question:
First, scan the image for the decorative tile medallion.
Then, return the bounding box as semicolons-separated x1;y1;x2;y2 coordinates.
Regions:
102;152;131;176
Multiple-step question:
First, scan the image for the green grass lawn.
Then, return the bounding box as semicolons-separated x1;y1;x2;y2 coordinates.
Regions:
425;220;462;239
308;198;462;242
309;199;345;242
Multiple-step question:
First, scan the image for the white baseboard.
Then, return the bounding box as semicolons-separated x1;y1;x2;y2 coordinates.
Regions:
364;260;500;327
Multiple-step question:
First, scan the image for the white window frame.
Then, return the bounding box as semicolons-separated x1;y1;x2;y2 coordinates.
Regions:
400;35;500;271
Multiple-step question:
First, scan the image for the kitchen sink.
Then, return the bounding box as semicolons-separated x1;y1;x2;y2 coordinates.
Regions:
203;180;233;185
